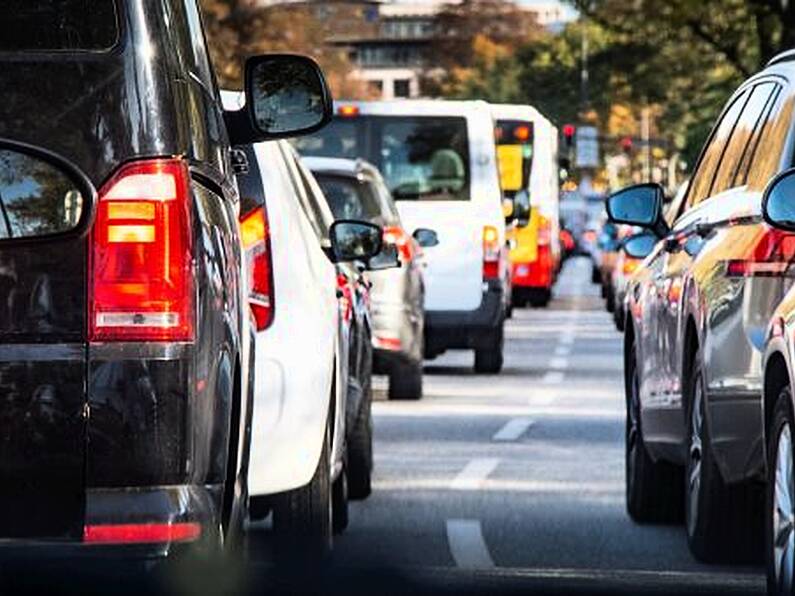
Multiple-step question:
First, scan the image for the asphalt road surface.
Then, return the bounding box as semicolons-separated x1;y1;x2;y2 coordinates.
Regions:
308;256;765;595
12;257;766;596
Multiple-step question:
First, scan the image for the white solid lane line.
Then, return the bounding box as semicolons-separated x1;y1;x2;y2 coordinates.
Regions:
449;458;499;490
446;519;495;569
492;417;534;442
548;357;568;370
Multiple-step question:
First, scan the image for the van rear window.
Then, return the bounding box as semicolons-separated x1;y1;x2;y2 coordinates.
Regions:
1;0;119;51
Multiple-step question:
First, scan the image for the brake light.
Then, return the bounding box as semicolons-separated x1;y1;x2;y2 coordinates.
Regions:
90;159;194;342
338;105;360;118
724;227;795;278
483;225;501;280
84;522;201;544
241;206;275;331
383;226;415;262
537;214;551;246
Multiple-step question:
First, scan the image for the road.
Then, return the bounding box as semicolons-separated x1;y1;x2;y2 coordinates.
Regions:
27;257;765;596
318;257;765;595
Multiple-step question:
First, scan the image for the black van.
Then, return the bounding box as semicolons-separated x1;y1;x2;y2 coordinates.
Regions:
0;0;337;555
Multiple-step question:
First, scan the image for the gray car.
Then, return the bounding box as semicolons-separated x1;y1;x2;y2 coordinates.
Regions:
305;157;436;400
611;52;795;565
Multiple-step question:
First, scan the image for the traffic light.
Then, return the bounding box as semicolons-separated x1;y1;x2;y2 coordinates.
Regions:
563;124;576;149
620;136;633;153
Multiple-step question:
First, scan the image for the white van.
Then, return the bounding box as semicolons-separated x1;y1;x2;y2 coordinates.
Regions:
294;100;507;373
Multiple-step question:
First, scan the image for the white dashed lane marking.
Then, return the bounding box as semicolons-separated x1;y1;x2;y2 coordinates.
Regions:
492;417;534;442
446;519;495;569
449;458;499;490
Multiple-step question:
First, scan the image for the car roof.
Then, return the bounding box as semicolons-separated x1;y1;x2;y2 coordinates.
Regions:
333;99;491;118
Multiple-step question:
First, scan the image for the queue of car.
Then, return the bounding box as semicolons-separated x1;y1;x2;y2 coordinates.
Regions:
602;49;795;595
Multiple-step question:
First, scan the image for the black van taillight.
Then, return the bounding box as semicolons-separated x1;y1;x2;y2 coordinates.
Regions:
240;206;274;331
89;159;194;342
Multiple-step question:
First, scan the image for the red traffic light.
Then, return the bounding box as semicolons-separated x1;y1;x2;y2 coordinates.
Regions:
620;136;633;152
563;124;576;138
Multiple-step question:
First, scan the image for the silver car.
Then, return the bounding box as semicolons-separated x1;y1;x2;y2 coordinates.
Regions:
612;53;795;565
305;157;436;400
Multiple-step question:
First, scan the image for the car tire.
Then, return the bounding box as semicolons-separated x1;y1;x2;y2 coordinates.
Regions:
592;265;601;284
614;305;625;332
605;284;615;313
348;383;373;499
273;424;333;561
332;460;349;535
625;337;684;523
685;351;762;563
474;324;504;374
766;386;795;595
529;289;551;308
389;360;423;401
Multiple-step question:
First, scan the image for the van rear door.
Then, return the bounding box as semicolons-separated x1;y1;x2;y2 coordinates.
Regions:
372;116;483;311
0;145;92;540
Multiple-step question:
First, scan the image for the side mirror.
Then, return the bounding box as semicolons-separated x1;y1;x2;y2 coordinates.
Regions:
502;198;515;223
514;190;531;226
763;168;795;231
413;228;439;248
225;54;333;145
622;232;658;260
329;220;383;264
606;183;667;236
368;243;401;271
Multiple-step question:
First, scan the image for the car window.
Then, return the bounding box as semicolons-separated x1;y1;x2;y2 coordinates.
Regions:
314;174;386;224
1;0;119;51
745;90;795;191
712;82;776;195
734;85;781;187
684;88;749;209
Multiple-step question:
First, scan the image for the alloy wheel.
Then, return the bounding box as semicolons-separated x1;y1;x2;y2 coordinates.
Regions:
687;377;704;538
773;422;795;594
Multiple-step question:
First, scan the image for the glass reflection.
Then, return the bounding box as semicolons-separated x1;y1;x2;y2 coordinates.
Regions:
251;60;325;135
0;150;84;240
766;173;795;226
609;185;659;226
333;222;381;261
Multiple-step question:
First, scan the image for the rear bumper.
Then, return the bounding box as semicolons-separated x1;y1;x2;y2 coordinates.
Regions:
0;485;220;559
424;280;504;355
511;246;553;290
371;301;422;371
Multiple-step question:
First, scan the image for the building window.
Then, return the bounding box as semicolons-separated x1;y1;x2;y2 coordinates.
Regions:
369;80;384;96
394;79;411;98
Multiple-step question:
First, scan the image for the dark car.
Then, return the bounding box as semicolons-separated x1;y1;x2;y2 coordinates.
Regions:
0;0;332;556
611;51;795;568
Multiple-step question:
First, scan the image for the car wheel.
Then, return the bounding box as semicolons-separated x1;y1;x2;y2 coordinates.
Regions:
625;337;683;523
348;381;373;499
332;458;349;535
273;424;333;561
685;351;762;563
767;386;795;595
529;289;551;308
389;360;423;400
474;324;504;374
592;265;601;284
605;284;615;313
614;305;625;332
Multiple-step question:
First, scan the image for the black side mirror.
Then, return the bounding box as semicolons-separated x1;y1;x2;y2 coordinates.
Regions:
413;228;439;248
763;168;795;231
622;232;658;260
329;220;383;264
606;183;667;237
225;54;333;145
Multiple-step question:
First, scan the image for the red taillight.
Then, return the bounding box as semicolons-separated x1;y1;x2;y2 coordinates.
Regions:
240;206;275;331
337;273;353;323
83;522;201;544
483;225;501;280
724;227;795;278
383;226;415;262
90;159;194;342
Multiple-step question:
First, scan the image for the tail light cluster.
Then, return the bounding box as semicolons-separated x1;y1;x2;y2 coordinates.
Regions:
483;225;501;280
240;205;275;331
90;159;194;342
623;257;641;276
724;227;795;278
337;273;354;323
383;225;415;262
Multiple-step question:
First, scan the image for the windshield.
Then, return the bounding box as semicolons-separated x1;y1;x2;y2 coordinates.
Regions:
1;0;119;51
295;115;471;202
314;174;385;223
